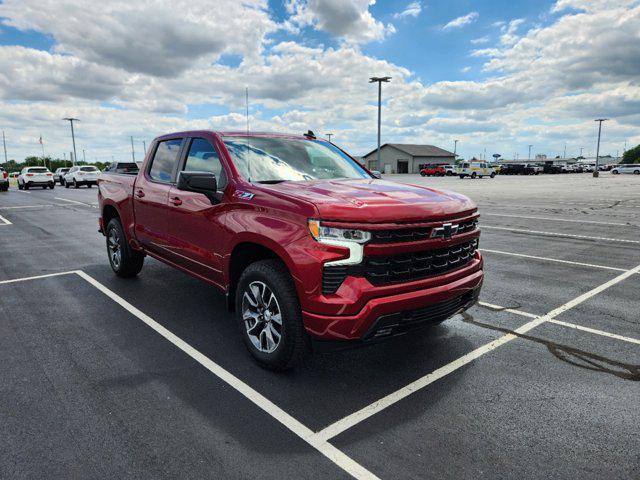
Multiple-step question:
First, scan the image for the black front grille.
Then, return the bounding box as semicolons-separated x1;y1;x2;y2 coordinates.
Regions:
322;239;478;294
364;289;479;339
371;227;430;243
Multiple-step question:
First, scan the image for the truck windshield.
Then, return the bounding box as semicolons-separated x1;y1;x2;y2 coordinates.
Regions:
222;137;370;183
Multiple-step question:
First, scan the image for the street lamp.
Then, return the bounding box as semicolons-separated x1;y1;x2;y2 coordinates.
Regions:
63;118;79;166
594;118;608;178
369;76;391;171
528;144;533;161
453;139;458;157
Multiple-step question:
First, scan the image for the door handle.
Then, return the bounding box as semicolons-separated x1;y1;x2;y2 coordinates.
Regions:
135;189;145;198
169;196;182;206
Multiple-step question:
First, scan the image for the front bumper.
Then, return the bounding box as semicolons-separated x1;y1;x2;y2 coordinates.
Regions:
303;266;483;340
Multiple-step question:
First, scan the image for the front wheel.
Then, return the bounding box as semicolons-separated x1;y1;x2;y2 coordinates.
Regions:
73;179;79;189
634;170;640;175
490;172;495;178
236;260;306;371
18;182;23;190
471;172;477;179
106;218;144;278
459;175;465;179
420;172;426;177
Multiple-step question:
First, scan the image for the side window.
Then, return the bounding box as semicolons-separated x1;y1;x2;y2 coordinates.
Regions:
149;139;183;182
183;138;226;187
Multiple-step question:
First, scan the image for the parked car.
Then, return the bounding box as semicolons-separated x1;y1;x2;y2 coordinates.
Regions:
543;163;563;174
98;131;483;370
419;164;446;177
53;167;70;184
0;167;8;191
457;161;495;179
611;164;640;175
17;166;54;190
103;161;140;175
64;165;101;188
580;164;595;173
525;164;543;175
443;165;456;176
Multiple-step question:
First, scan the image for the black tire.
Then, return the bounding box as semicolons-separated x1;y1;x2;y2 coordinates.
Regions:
87;183;92;188
634;170;640;175
490;172;495;178
106;218;144;278
18;182;23;190
73;179;79;189
471;172;477;179
612;170;619;174
49;183;55;189
24;183;29;190
65;181;70;188
235;259;306;371
459;175;465;179
420;171;426;177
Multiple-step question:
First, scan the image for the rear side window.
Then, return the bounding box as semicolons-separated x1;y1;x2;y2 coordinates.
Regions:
183;138;223;179
149;139;183;182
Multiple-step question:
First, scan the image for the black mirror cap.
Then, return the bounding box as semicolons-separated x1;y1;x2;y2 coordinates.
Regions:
371;170;382;179
177;171;218;203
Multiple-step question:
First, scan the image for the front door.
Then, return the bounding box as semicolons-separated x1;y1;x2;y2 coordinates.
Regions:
165;137;228;287
397;160;409;174
133;138;184;252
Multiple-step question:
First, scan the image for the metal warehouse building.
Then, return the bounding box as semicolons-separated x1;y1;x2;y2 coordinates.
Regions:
362;143;456;174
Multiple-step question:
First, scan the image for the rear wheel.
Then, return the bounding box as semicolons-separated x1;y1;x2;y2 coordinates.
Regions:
420;171;426;177
73;179;79;189
634;170;640;175
459;175;465;179
471;172;477;179
490;172;495;178
236;260;306;371
49;183;55;189
24;183;29;190
65;181;70;188
106;218;144;278
18;182;23;190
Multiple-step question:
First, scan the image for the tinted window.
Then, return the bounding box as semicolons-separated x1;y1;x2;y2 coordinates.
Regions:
80;166;98;172
149;139;182;182
28;167;48;173
184;139;223;179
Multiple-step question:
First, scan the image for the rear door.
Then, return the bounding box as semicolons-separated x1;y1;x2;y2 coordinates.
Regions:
166;136;228;286
133;137;185;252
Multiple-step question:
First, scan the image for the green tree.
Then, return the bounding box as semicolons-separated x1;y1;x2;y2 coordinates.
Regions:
621;144;640;164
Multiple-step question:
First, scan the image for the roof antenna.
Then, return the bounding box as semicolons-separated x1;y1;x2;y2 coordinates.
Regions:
245;86;252;182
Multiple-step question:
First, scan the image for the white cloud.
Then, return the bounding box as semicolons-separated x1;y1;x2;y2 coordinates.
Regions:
284;0;395;43
393;1;422;19
442;12;479;30
470;36;490;44
460;66;471;73
499;18;525;46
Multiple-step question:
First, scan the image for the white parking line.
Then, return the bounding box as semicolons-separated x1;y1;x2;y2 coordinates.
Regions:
483;212;630;227
483;225;640;244
0;214;12;225
74;271;378;480
0;270;77;284
0;203;72;210
478;302;640;345
311;262;640;443
480;248;629;272
54;197;98;208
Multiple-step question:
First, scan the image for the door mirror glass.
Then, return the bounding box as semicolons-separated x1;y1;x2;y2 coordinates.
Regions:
370;170;382;179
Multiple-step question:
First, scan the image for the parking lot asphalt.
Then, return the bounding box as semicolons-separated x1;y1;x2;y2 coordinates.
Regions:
1;173;639;479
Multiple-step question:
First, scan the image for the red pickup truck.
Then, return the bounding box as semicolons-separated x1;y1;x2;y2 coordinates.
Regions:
98;131;483;370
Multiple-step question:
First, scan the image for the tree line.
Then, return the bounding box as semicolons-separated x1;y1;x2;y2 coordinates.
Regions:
2;156;111;173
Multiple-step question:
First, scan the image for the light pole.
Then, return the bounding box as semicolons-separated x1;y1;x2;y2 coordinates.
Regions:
143;140;147;156
563;143;567;159
2;130;8;170
453;139;458;158
579;147;584;157
130;136;135;162
325;133;333;143
528;144;532;161
82;149;86;163
63;118;79;166
369;76;391;171
594;118;608;178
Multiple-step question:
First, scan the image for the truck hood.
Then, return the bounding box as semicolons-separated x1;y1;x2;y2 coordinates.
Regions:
257;179;476;222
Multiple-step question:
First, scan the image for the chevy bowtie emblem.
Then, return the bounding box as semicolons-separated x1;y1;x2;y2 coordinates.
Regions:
431;223;459;239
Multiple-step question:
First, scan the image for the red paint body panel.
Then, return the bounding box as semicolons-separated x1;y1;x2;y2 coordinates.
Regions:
98;130;484;341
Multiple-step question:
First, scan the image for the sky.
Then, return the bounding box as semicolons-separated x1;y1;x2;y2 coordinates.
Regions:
0;0;638;162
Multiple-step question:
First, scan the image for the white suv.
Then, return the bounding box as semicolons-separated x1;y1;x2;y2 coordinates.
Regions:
611;164;640;175
64;165;101;188
54;167;70;184
18;166;55;190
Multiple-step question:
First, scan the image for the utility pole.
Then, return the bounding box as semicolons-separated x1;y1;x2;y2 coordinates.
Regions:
369;76;391;171
83;149;86;163
143;140;147;156
2;130;8;170
130;136;135;162
63;118;79;166
594;118;608;178
325;133;333;143
39;136;47;169
528;145;532;161
453;139;458;158
563;143;567;159
579;147;584;157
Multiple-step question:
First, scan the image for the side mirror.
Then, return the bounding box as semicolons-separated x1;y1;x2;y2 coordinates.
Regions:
177;171;219;203
371;170;382;179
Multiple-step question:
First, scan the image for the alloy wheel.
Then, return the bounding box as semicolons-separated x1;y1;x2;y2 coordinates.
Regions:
108;228;122;270
241;281;283;353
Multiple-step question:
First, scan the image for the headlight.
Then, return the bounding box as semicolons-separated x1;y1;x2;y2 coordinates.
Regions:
308;220;371;244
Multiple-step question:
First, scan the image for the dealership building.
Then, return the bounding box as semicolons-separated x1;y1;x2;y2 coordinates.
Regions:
362;143;456;174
